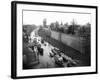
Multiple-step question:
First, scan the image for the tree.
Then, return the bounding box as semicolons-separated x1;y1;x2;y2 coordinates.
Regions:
67;19;79;35
63;22;69;33
67;25;74;34
55;21;60;31
64;22;68;27
50;23;55;30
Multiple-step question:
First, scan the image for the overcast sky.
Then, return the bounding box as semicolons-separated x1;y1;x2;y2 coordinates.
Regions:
23;10;91;26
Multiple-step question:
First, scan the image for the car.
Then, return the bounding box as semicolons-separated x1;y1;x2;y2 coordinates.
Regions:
49;51;54;57
54;54;64;67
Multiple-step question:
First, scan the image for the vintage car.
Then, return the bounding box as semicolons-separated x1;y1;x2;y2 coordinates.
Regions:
54;54;64;67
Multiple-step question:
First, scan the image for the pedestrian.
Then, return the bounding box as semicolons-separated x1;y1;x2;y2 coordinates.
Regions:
34;46;38;59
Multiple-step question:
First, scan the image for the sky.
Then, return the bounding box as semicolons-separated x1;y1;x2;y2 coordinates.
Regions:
23;10;91;26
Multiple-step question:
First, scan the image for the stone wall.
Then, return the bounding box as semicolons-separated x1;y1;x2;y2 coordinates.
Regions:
51;30;85;53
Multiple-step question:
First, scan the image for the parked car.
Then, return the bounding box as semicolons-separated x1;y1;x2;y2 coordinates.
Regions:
54;54;64;67
49;51;54;57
